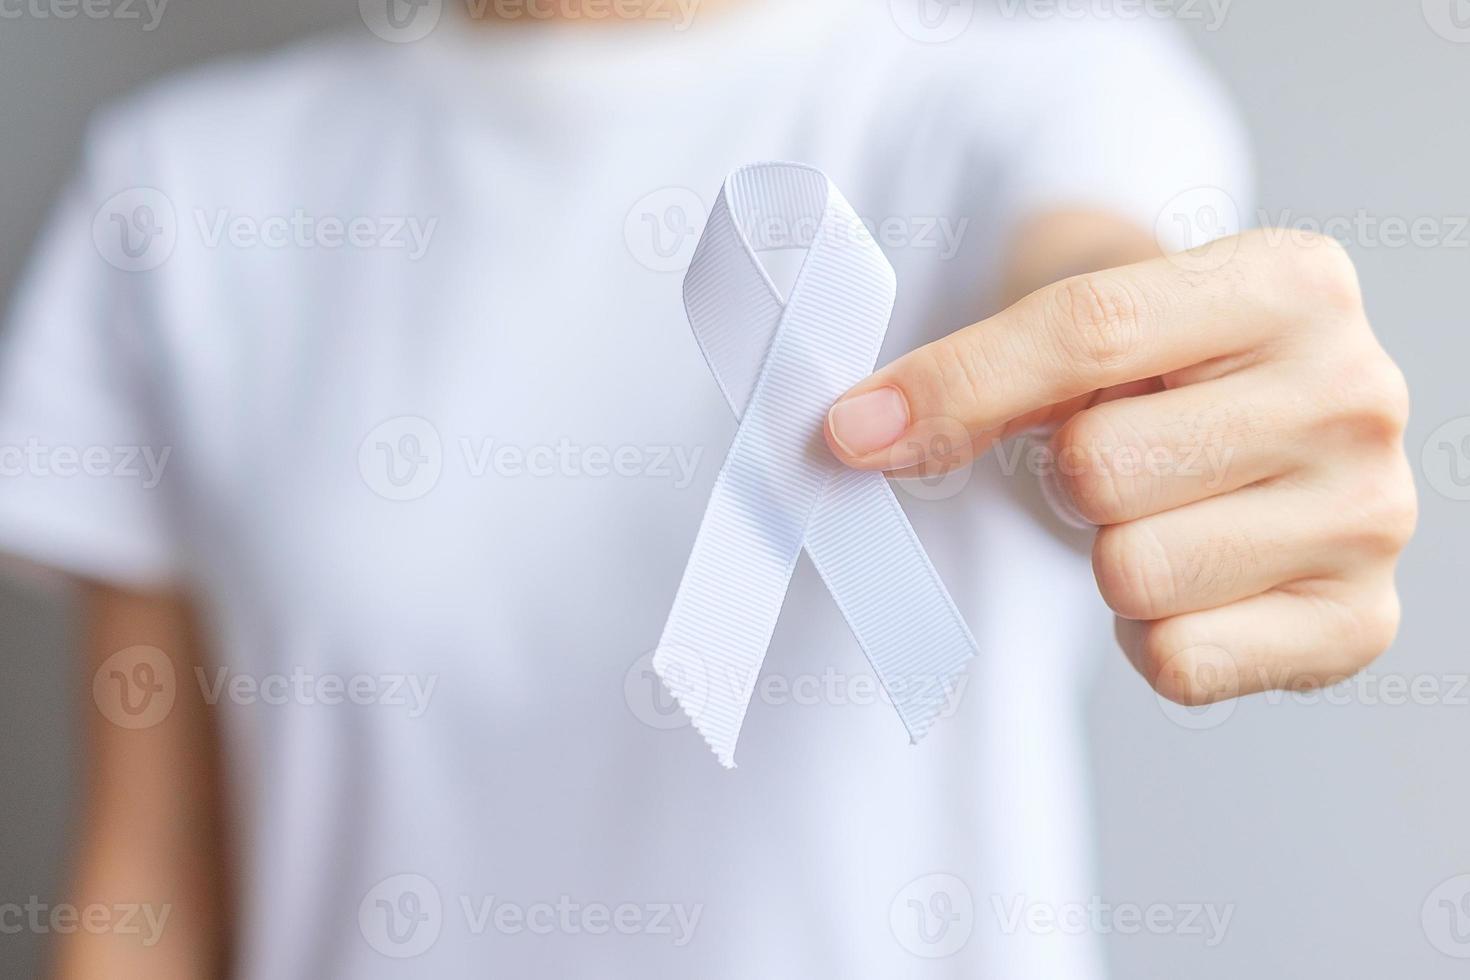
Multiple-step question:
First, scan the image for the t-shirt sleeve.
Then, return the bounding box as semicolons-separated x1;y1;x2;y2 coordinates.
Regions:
996;20;1254;251
0;119;183;588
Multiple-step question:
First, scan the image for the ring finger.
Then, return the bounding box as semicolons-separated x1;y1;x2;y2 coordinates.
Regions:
1092;480;1353;621
1045;364;1326;527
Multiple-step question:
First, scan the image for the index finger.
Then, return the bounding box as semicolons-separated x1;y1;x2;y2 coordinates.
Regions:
824;231;1298;471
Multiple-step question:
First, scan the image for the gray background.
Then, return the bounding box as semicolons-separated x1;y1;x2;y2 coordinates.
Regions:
1;0;1465;976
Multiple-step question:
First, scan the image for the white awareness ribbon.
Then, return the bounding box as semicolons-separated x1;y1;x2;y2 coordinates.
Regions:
654;162;978;767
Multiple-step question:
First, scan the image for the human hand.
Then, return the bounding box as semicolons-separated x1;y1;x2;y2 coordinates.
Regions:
824;231;1417;705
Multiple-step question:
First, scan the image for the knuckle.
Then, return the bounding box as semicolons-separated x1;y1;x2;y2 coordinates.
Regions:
912;335;988;423
1053;410;1131;524
1049;273;1147;377
1343;354;1412;441
1139;623;1234;707
1284;232;1364;315
1152;655;1206;707
1324;447;1420;559
1359;589;1403;663
1380;361;1413;432
1359;459;1420;554
1093;522;1175;621
1336;588;1402;673
1389;495;1421;553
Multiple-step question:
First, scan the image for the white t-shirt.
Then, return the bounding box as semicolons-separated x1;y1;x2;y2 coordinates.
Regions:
0;4;1249;977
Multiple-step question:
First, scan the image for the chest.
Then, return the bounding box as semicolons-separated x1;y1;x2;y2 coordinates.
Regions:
159;124;1008;674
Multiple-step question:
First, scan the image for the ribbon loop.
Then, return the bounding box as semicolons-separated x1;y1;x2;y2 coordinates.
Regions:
655;163;977;767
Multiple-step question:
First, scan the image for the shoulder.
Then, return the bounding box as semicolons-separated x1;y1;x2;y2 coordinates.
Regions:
832;7;1223;95
826;9;1242;162
79;32;413;191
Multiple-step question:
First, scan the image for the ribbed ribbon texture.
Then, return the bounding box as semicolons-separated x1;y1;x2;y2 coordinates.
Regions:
654;162;978;767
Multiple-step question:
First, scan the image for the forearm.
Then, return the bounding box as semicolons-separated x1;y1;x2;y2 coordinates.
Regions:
51;583;230;980
1000;208;1162;306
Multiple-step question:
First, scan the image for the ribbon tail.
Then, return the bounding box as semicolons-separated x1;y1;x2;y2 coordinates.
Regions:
804;469;979;745
656;161;974;767
651;642;746;769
